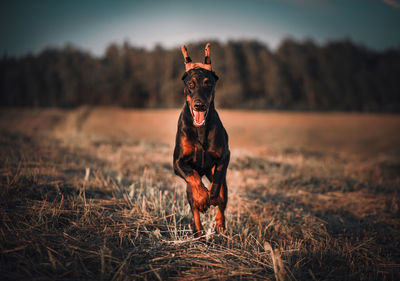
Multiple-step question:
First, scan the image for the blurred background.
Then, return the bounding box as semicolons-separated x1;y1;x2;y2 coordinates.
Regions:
1;0;400;111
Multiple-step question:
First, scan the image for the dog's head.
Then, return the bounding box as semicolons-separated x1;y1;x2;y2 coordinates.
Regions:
181;43;219;127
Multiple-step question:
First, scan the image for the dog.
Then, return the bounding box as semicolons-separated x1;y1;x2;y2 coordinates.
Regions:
173;43;230;237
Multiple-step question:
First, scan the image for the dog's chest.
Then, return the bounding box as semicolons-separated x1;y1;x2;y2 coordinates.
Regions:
191;128;213;171
192;141;204;164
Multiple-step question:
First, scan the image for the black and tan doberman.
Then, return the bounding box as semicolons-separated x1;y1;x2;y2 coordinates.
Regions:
173;43;230;237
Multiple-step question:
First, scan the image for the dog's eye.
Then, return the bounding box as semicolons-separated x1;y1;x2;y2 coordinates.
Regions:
188;81;195;89
203;78;212;87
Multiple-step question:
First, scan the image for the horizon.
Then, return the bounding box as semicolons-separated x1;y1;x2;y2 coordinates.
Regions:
1;0;400;57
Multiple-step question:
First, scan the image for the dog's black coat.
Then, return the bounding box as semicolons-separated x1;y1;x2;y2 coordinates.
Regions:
173;68;230;235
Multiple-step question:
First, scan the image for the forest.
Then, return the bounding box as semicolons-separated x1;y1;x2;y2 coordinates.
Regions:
1;39;399;111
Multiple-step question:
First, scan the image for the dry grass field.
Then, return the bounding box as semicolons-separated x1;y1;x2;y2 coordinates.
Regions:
1;106;399;280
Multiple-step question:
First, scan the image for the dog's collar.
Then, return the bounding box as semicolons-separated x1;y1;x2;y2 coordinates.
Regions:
184;62;212;72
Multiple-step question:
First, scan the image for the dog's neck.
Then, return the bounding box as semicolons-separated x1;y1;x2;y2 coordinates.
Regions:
195;126;207;146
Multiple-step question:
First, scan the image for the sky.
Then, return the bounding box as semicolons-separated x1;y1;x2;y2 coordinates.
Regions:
1;0;400;56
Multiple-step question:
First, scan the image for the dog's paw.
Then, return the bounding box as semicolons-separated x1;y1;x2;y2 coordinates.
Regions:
193;185;210;212
215;222;226;234
215;214;225;234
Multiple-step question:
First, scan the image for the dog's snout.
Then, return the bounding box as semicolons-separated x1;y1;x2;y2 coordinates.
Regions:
193;100;206;111
194;100;202;108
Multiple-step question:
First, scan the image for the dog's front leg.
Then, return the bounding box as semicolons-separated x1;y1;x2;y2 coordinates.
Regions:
207;150;229;233
186;170;210;212
174;157;210;212
209;150;230;203
186;179;208;237
174;158;209;236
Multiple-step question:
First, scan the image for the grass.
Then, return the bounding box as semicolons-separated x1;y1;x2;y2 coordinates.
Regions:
0;107;399;280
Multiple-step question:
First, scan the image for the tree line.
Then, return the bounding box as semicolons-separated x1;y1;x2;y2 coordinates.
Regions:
1;39;399;111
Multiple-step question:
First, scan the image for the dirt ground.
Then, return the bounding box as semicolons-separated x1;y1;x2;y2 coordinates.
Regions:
1;106;399;280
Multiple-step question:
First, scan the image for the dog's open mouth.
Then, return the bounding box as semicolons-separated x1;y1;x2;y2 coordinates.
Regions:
190;107;208;127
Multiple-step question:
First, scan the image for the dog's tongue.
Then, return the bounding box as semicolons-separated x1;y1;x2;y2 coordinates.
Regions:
193;110;205;125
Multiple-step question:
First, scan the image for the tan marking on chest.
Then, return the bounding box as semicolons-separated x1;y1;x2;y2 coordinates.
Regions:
181;136;194;155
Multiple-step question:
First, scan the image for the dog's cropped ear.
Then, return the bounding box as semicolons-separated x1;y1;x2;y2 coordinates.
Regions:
181;45;192;64
204;43;211;64
181;44;212;72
